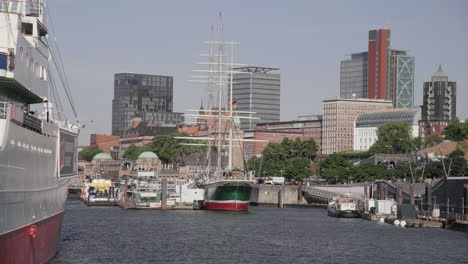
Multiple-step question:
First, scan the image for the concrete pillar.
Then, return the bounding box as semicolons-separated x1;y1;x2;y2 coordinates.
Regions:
278;187;284;208
384;184;388;200
463;185;468;220
409;183;415;205
425;184;432;212
123;179;128;210
364;183;368;199
162;178;167;210
298;182;302;203
396;181;403;205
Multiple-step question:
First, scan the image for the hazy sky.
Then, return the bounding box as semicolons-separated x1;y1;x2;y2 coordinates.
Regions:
46;0;468;144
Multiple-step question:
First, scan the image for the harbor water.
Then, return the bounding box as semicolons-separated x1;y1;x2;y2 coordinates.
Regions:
51;200;468;264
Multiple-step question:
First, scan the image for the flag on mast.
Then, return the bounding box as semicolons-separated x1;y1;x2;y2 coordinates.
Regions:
232;100;238;108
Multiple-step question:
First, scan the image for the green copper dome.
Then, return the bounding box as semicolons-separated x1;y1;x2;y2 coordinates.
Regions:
92;152;112;161
138;151;158;159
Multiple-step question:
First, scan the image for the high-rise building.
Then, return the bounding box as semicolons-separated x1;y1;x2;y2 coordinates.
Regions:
322;98;392;154
389;50;415;108
112;73;183;136
340;52;368;99
420;66;456;137
367;29;391;100
232;66;280;130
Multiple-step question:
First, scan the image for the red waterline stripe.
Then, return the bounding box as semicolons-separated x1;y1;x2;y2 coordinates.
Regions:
205;201;249;211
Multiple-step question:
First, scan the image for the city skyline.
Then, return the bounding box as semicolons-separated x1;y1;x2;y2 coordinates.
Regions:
45;0;468;144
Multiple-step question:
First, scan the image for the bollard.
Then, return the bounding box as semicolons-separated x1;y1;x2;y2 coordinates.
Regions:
162;178;167;210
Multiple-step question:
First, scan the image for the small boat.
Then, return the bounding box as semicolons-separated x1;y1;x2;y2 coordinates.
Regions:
327;197;360;218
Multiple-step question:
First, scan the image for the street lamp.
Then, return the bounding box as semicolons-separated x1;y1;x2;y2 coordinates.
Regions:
279;169;284;178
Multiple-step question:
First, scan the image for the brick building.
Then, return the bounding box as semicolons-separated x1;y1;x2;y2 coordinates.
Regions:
90;134;120;154
322;98;392;154
243;130;304;159
242;115;322;158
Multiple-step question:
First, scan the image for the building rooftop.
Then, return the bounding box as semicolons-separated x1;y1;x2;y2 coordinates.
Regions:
233;66;279;73
356;107;421;127
92;153;113;161
323;97;392;104
138;151;158;159
433;65;447;77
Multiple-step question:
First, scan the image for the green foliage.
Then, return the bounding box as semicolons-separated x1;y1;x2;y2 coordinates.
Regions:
444;120;468;141
423;132;443;147
142;132;206;164
78;146;103;162
369;121;412;154
123;144;142;160
423;161;445;179
247;137;317;180
447;149;467;176
412;137;423;151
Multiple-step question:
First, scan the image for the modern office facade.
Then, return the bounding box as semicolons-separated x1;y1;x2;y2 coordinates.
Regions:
368;29;391;100
389;50;415;108
354;107;421;151
322;98;392;154
340;52;368;99
420;66;456;137
112;73;183;136
232;66;280;130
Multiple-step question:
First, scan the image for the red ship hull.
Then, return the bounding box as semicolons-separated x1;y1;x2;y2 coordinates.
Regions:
204;201;249;211
0;211;64;264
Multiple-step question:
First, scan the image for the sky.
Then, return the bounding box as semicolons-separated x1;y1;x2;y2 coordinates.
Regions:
46;0;468;145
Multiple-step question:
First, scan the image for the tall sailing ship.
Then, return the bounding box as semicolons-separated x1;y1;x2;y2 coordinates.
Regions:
0;1;79;263
179;19;263;211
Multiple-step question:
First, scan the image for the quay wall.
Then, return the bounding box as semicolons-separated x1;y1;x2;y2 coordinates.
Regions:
250;185;305;205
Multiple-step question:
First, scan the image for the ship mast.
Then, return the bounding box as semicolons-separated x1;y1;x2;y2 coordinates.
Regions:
216;15;224;177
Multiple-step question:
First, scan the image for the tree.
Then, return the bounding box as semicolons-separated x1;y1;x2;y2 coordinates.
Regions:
284;157;312;181
412;137;423;151
320;153;353;183
423;132;443;147
447;149;467;176
143;132;205;164
123;144;142;160
258;137;318;180
78;146;103;162
369;121;412;154
444;120;468;141
423;161;445;179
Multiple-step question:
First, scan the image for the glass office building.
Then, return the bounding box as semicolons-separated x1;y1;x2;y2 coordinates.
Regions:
232;66;280;130
112;73;183;136
340;52;368;99
389;50;415;108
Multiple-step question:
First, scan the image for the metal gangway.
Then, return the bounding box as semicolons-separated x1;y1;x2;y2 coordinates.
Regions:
302;186;346;204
